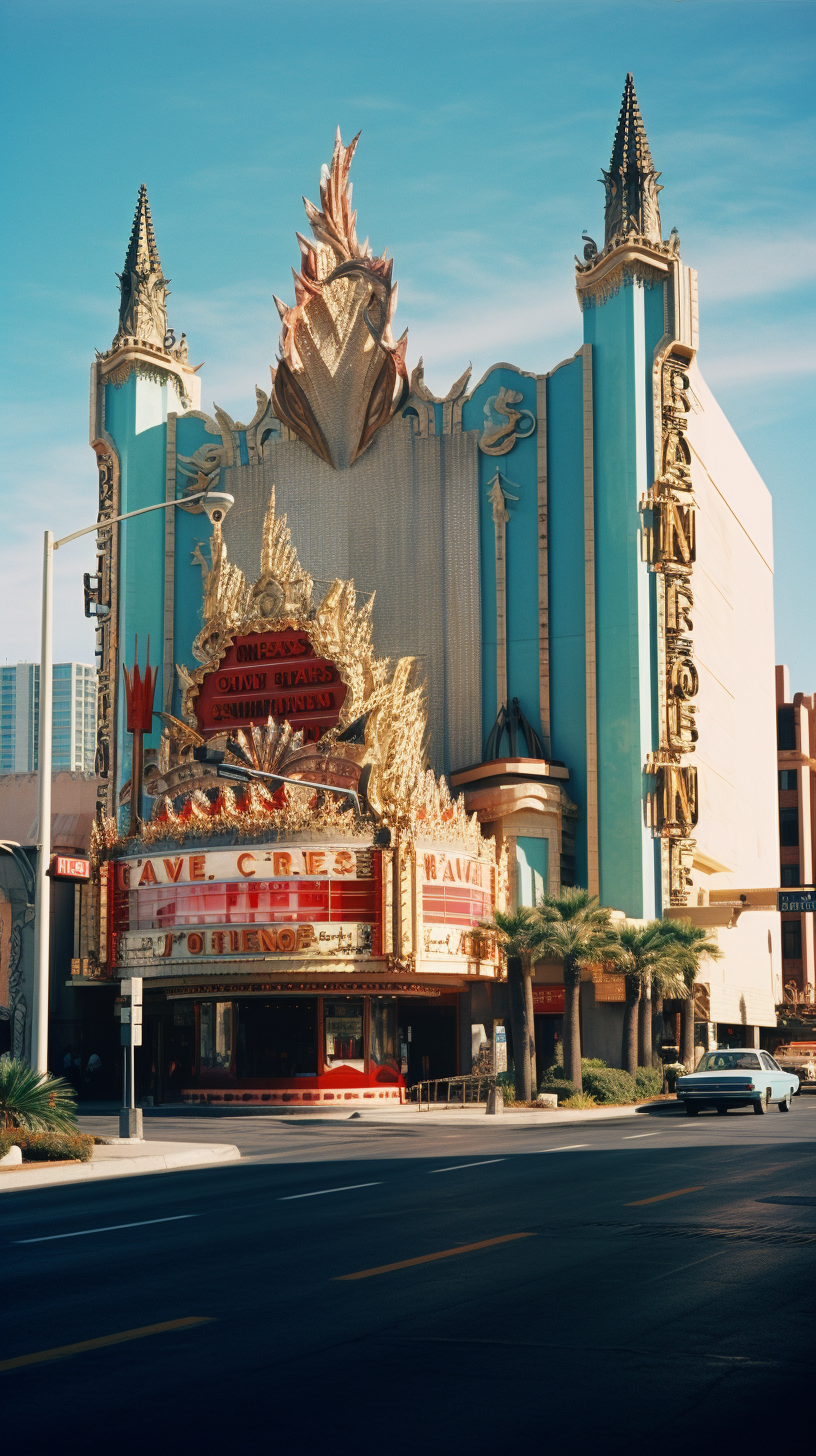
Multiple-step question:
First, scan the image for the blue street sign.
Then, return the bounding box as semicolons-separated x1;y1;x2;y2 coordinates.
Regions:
778;889;816;913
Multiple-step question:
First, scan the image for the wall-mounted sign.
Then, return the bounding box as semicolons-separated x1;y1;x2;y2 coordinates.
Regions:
117;920;373;969
532;986;565;1013
114;843;373;890
592;972;626;1003
49;855;90;881
778;889;816;914
194;629;346;741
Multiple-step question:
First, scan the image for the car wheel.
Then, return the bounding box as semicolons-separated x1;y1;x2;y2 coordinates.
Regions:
684;1104;699;1116
716;1104;728;1115
778;1091;792;1112
752;1094;767;1115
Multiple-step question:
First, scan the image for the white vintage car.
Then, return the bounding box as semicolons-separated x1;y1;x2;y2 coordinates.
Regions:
773;1042;816;1087
676;1049;799;1115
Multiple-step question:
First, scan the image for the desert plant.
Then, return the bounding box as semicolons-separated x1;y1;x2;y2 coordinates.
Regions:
581;1066;637;1104
532;890;623;1093
0;1058;78;1133
634;1066;663;1099
0;1129;93;1162
479;909;545;1101
562;1092;597;1109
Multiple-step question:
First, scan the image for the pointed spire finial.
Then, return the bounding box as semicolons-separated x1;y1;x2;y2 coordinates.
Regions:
114;184;170;348
601;73;663;247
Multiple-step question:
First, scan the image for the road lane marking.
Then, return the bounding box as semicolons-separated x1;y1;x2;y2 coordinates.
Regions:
279;1182;381;1200
626;1186;705;1206
334;1232;535;1281
430;1160;505;1174
0;1317;213;1373
641;1249;730;1283
533;1144;589;1153
623;1133;660;1140
16;1215;198;1244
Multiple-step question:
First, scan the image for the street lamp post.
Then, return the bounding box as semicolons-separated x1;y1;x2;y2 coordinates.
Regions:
31;489;233;1073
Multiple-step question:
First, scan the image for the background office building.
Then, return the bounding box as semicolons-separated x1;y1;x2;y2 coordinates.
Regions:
776;664;815;997
0;663;96;775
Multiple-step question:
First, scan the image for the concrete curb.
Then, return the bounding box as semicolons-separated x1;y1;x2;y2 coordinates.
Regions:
272;1098;677;1129
0;1142;240;1192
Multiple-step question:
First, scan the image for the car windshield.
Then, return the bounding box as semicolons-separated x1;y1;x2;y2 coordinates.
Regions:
695;1052;761;1071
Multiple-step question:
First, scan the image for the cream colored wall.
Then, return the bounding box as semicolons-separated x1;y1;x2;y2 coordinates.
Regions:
684;362;781;1024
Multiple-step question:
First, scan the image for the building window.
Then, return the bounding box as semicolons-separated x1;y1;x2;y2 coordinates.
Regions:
324;999;365;1071
782;920;802;960
370;998;399;1072
778;769;798;791
777;706;796;750
779;807;800;847
199;1001;233;1073
780;865;800;887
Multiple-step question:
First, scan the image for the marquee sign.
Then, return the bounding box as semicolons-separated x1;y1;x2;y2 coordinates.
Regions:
117;921;372;968
194;629;347;741
115;844;372;889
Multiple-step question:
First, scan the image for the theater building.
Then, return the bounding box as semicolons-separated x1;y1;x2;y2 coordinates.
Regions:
65;74;783;1092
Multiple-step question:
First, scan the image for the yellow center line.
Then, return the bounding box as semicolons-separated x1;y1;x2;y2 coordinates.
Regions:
334;1232;536;1281
0;1317;214;1373
626;1186;705;1206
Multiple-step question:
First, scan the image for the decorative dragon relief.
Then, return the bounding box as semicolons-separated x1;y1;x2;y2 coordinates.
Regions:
479;387;536;456
271;129;409;469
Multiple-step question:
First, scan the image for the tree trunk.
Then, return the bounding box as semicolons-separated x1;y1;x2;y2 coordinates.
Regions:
562;961;583;1093
507;957;532;1102
523;959;537;1093
652;992;664;1079
638;982;652;1067
680;992;696;1069
622;975;640;1077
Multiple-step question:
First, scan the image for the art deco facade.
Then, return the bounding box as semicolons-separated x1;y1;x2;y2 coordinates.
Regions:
36;75;782;1096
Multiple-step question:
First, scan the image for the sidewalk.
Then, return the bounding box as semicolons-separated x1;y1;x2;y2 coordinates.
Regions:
285;1097;678;1129
0;1138;240;1193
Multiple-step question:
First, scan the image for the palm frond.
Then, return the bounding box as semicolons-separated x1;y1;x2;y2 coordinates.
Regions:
0;1058;78;1133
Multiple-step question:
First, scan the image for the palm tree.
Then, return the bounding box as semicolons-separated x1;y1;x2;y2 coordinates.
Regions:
532;890;621;1093
478;908;543;1101
659;921;724;1069
611;922;689;1077
0;1058;78;1133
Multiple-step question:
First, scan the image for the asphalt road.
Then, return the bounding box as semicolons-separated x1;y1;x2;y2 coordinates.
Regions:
4;1097;816;1451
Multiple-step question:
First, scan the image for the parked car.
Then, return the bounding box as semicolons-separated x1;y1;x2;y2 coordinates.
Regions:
676;1049;799;1115
773;1042;816;1089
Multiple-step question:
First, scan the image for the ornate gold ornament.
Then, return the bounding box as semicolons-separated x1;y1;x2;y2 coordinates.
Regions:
643;352;699;905
478;388;536;456
270;129;409;469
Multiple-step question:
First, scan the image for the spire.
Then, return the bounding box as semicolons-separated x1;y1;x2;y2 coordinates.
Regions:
602;73;663;248
115;184;170;348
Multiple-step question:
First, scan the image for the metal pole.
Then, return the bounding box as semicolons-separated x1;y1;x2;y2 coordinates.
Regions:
129;1035;135;1112
123;1041;128;1110
32;531;54;1073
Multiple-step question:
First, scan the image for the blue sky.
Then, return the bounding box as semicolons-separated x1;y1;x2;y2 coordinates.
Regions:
0;0;813;688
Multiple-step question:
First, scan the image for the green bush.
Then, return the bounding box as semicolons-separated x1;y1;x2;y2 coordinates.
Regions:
581;1057;607;1070
634;1066;664;1099
581;1066;637;1104
562;1092;597;1108
496;1073;516;1106
538;1078;576;1103
0;1057;77;1132
0;1129;93;1163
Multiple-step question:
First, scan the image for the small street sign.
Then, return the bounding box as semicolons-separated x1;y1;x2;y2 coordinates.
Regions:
49;854;90;881
778;888;816;913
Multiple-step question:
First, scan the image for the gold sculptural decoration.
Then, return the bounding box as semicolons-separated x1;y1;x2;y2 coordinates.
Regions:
643;352;699;905
89;482;485;858
270;129;409;469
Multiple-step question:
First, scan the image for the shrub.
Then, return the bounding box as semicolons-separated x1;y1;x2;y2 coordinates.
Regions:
496;1073;516;1106
562;1092;597;1108
634;1066;664;1099
538;1079;576;1103
0;1058;78;1132
0;1129;93;1163
581;1058;607;1070
663;1063;686;1092
581;1066;637;1104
